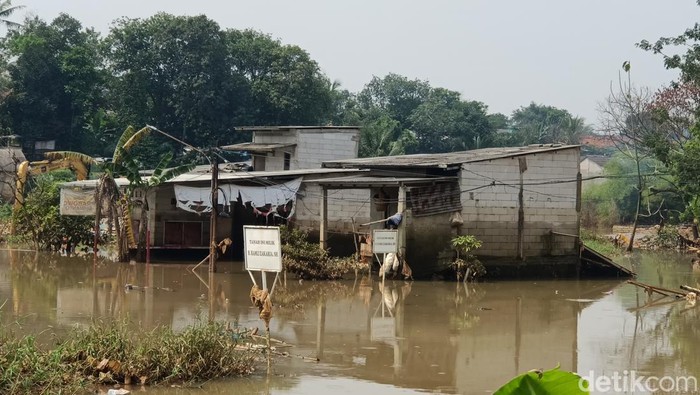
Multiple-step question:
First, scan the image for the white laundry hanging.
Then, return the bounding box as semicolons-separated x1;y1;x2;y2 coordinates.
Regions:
174;185;225;213
173;178;302;216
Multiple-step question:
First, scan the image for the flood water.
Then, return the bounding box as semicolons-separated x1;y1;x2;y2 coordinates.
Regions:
1;249;699;394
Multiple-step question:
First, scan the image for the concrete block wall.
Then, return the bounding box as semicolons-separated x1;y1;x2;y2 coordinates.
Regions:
259;147;296;172
296;130;359;170
252;128;359;171
294;184;371;232
460;149;580;258
252;131;297;145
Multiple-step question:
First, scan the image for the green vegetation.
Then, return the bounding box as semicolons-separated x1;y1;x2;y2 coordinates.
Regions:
509;102;592;146
451;235;485;281
12;172;93;250
494;367;588;394
280;226;363;280
0;319;256;394
0;5;598;168
581;154;683;229
580;229;620;258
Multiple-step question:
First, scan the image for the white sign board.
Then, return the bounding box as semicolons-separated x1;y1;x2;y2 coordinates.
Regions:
373;229;398;254
244;226;283;272
370;317;396;341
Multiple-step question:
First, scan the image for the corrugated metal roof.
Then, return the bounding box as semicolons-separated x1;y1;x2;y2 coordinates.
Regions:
323;145;579;169
234;126;360;132
61;177;131;188
220;142;296;153
312;175;458;188
60;168;364;188
168;167;364;184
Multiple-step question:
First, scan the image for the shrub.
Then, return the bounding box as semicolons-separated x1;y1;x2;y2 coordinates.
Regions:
451;235;485;281
280;226;362;279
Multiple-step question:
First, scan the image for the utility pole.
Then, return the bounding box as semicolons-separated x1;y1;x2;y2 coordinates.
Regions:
209;154;218;273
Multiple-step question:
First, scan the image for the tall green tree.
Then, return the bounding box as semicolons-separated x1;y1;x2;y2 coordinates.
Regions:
356;73;431;131
409;88;493;153
511;103;590;145
351;74;493;155
357;113;416;157
0;14;103;155
226;29;335;126
104;14;246;164
0;0;24;30
637;8;700;235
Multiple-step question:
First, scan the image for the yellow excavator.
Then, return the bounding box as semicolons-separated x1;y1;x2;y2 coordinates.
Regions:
13;155;91;213
11;153;93;236
12;152;137;247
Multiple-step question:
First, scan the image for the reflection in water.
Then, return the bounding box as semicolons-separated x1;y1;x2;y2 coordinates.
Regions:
0;250;698;394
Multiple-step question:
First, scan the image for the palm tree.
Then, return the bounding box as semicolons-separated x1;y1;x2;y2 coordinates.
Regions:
0;0;25;30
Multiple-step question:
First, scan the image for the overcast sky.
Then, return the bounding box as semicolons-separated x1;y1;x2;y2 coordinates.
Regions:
15;0;700;127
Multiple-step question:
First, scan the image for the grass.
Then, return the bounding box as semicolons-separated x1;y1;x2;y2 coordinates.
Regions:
0;319;257;394
580;229;621;257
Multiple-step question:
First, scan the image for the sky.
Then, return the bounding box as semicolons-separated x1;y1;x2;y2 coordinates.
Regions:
14;0;700;127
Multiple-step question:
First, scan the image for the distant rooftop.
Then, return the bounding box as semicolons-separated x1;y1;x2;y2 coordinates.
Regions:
323;144;579;169
234;125;360;132
581;155;611;167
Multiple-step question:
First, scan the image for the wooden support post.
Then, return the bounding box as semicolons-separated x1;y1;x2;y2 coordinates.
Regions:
517;157;527;260
397;184;407;258
320;187;328;250
209;156;218;273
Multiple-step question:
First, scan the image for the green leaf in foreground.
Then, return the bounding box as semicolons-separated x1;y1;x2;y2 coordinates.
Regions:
494;367;589;395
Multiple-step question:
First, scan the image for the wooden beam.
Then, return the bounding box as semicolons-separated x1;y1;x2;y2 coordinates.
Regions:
319;187;328;250
397;184;407;258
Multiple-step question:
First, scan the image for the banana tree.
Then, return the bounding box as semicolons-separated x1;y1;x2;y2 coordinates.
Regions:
103;126;196;262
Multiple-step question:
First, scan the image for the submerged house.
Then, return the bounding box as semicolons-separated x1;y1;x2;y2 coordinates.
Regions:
318;145;586;277
59;124;621;277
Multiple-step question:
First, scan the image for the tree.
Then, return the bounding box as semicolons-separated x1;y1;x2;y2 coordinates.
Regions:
409;88;493;153
0;14;104;156
0;0;24;30
355;73;431;131
511;103;591;145
638;17;700;237
104;14;246;165
351;74;494;155
598;64;667;250
101;126;195;262
582;153;681;229
358;113;416;157
226;29;335;126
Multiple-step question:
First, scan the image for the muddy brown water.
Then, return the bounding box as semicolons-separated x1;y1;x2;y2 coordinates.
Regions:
1;250;699;394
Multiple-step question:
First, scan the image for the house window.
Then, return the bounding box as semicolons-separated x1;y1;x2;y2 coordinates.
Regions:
284;152;291;170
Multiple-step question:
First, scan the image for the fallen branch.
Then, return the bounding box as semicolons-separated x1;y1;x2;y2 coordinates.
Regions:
627;280;687;298
681;285;700;294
